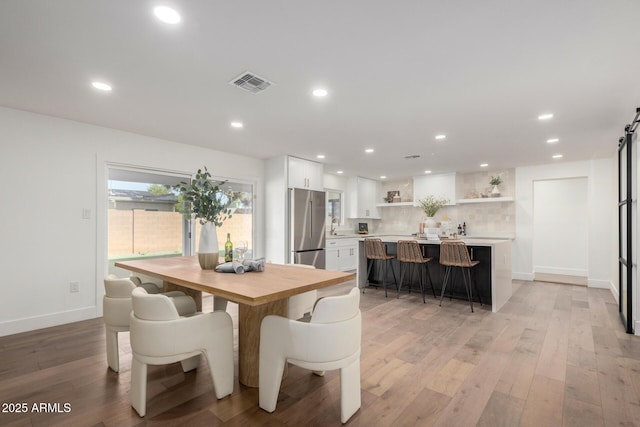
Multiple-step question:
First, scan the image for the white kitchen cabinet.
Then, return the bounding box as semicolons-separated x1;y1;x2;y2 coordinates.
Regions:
341;243;358;271
326;238;358;271
288;156;324;191
413;173;457;206
347;177;381;219
326;247;340;271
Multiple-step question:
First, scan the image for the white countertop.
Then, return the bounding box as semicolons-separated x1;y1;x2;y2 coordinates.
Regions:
328;233;513;244
326;233;372;240
355;235;511;247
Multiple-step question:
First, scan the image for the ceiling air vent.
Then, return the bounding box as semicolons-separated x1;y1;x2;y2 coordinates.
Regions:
229;71;274;94
404;154;421;159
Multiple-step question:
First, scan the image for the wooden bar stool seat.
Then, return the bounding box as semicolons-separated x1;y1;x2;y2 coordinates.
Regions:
397;240;436;303
438;240;482;312
364;238;397;297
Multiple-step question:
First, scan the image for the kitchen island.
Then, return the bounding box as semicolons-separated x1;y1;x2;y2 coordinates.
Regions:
357;236;512;312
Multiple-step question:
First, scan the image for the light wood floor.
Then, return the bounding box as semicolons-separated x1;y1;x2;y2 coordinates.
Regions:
1;280;640;426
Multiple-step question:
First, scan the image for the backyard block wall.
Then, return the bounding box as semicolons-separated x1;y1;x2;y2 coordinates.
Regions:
108;210;253;258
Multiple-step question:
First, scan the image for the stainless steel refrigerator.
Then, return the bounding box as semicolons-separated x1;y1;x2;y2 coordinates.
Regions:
289;188;326;268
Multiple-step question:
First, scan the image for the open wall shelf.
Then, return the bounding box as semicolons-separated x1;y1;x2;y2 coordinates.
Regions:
457;196;513;204
375;202;414;207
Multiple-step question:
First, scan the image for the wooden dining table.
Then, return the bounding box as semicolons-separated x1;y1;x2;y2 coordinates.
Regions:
114;256;355;387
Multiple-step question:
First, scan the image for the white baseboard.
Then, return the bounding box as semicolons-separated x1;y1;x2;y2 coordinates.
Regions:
607;281;619;303
0;306;97;337
533;266;588;277
588;279;612;289
635;321;640;336
512;272;534;281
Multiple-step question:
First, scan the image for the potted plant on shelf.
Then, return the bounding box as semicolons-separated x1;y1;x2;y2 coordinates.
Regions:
175;167;239;269
418;195;449;228
489;175;503;197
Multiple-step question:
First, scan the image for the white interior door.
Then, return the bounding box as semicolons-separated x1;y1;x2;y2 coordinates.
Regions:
532;177;588;278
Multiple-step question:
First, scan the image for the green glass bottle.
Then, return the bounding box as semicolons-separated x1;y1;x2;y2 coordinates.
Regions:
224;233;233;262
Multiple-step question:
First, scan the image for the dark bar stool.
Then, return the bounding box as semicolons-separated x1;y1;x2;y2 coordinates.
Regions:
438;240;482;312
397;240;436;303
364;238;397;297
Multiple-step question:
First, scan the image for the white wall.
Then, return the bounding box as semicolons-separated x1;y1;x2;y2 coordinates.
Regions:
265;156;287;264
514;158;615;291
532;178;588;276
0;107;265;336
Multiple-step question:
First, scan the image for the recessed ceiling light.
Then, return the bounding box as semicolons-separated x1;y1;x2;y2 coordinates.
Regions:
365;148;374;153
312;89;328;97
337;170;343;174
317;154;325;159
546;138;559;143
424;170;432;174
538;113;554;120
91;81;112;92
154;6;181;24
230;121;243;128
435;134;446;140
552;154;563;159
480;163;488;167
380;176;386;179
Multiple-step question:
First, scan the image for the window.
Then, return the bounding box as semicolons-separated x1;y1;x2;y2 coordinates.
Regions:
193;180;254;259
107;166;255;263
107;167;190;261
327;189;343;227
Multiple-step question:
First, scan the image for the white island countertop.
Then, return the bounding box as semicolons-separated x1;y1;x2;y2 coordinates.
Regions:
353;235;511;246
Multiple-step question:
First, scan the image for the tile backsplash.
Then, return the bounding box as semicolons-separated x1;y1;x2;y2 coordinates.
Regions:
335;170;515;238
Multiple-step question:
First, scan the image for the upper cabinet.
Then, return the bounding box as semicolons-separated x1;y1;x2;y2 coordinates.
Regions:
413;173;457;206
347;177;381;219
288;156;324;191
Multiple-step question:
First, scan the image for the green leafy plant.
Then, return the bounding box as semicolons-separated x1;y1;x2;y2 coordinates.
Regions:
489;175;503;186
174;167;240;226
418;195;449;217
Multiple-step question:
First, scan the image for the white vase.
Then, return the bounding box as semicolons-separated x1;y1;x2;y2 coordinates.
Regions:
198;222;219;269
425;217;437;229
491;185;501;197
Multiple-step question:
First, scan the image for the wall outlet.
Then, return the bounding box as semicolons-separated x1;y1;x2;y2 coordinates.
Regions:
70;281;80;293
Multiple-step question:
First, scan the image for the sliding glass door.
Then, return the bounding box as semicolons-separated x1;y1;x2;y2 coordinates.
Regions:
107;165;255;269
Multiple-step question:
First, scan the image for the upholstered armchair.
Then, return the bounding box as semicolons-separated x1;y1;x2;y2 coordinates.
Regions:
102;274;195;372
129;287;234;417
259;287;362;423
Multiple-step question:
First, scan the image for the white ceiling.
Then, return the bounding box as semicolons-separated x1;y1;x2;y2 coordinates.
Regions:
1;0;639;180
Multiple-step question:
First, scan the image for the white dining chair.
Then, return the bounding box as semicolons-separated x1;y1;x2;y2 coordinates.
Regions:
102;274;196;372
129;287;234;417
259;287;362;423
287;263;318;320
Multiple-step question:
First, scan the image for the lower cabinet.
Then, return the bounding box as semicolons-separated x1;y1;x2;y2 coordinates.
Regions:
326;238;358;271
